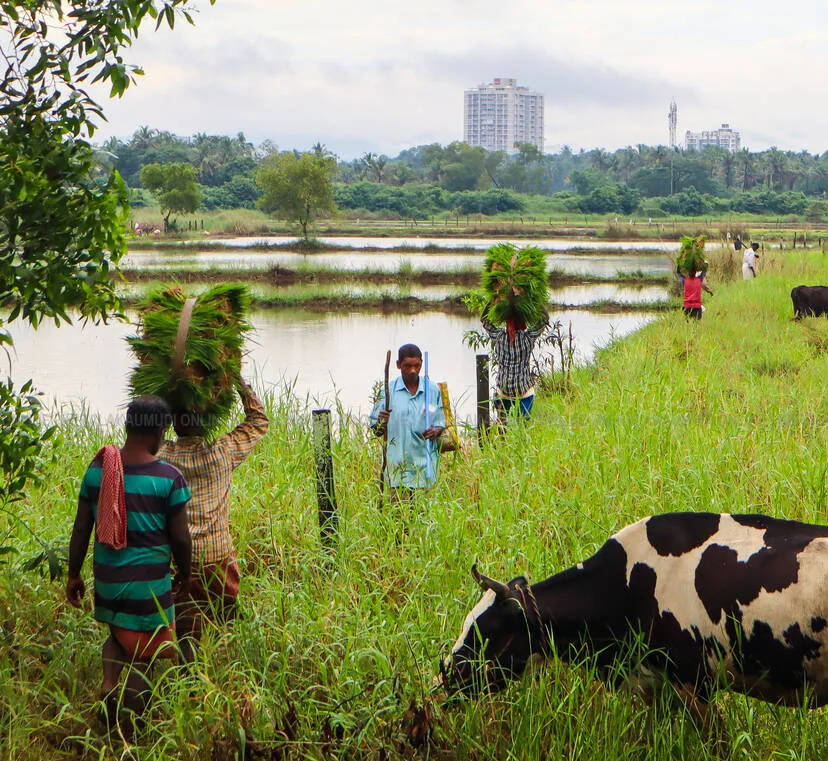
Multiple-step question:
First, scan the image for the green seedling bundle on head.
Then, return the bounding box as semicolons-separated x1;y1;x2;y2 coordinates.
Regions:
676;235;708;277
472;242;548;325
127;283;252;437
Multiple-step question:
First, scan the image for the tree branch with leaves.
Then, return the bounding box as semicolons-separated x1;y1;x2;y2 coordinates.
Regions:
0;0;215;549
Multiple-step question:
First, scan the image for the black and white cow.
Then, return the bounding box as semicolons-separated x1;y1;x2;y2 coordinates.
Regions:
442;513;828;708
791;285;828;319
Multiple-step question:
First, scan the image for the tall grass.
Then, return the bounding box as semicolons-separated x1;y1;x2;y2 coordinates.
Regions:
1;250;827;759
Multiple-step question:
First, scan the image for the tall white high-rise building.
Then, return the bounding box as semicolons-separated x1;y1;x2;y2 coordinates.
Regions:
463;78;544;154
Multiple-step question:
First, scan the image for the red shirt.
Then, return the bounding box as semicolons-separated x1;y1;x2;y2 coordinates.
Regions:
683;276;703;309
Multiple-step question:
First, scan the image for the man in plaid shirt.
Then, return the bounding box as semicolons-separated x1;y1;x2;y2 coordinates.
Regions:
160;375;268;660
481;301;549;420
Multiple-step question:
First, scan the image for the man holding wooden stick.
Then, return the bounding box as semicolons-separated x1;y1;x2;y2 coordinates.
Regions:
369;344;445;503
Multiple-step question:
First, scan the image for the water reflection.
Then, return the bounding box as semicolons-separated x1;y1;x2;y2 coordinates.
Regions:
9;309;656;427
124;249;673;277
190;235;683;251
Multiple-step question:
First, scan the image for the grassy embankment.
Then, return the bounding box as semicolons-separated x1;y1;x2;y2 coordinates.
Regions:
117;262;673;315
130;205;828;244
1;249;827;760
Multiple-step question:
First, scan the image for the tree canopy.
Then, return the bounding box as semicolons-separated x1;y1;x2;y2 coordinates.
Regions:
256;150;338;241
140;162;202;231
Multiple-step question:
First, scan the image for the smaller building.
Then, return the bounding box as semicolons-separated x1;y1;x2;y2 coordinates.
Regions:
685;124;741;152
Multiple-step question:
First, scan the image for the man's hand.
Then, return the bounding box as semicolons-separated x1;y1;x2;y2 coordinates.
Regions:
66;576;85;608
173;572;192;599
424;426;444;441
371;408;392;437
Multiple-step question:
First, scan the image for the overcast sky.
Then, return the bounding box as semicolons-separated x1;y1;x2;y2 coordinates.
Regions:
90;0;828;159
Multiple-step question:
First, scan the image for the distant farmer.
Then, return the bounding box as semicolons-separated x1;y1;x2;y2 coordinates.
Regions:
66;396;191;722
676;265;713;320
742;242;760;279
159;375;269;661
369;343;445;500
481;300;549;419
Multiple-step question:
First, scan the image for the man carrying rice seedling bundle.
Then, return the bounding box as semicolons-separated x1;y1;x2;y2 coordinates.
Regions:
476;243;550;420
675;235;713;320
675;265;713;320
127;284;269;662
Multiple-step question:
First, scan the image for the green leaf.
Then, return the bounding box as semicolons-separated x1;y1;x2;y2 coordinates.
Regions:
46;548;64;581
20;552;45;573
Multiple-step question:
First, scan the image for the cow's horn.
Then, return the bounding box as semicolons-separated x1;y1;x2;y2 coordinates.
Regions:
471;564;510;598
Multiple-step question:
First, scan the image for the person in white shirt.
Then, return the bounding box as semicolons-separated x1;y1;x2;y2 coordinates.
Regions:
742;242;760;279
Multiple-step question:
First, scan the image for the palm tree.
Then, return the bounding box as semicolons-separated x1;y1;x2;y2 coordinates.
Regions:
131;125;158;151
737;149;757;191
764;147;788;191
650;145;669;167
616;147;640;184
587;148;614;174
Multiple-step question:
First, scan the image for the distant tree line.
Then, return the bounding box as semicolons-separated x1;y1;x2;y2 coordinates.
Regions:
99;127;828;221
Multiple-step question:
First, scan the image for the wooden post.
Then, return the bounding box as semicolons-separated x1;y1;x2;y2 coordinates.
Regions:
312;409;338;546
476;354;490;444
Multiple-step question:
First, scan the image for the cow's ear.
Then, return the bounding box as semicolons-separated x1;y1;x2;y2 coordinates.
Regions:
508;576;529;589
472;564;510;599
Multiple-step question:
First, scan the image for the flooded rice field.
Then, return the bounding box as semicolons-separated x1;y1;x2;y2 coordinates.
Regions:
13;238;676;424
9;308;657;427
123;249;674;277
190;235;685;251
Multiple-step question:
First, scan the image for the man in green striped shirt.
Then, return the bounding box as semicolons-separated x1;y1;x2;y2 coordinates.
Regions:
67;396;191;721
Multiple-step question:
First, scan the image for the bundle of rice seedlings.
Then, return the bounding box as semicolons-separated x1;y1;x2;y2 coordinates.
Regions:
127;283;252;435
676;235;708;277
476;242;548;325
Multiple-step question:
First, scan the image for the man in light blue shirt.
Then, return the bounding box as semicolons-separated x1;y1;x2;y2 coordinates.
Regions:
369;343;446;495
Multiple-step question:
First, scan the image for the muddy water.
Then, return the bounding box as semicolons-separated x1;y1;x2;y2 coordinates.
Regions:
124;249;673;277
9;308;656;427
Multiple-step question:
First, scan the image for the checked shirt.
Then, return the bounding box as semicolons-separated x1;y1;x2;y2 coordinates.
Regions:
159;386;269;564
481;312;548;398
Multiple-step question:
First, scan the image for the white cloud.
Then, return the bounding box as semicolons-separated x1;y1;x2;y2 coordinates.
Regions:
89;0;828;157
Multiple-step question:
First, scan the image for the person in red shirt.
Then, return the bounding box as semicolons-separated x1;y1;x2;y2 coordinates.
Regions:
676;266;713;320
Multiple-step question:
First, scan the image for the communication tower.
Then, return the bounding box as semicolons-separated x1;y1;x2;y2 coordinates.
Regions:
668;99;677;148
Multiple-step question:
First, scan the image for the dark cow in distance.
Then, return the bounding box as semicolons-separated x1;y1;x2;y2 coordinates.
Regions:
442;513;828;709
791;285;828;319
